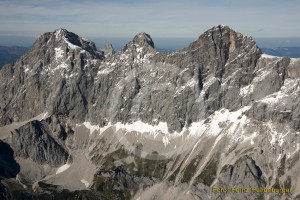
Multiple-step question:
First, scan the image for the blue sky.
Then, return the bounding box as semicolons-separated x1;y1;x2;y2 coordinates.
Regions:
0;0;299;39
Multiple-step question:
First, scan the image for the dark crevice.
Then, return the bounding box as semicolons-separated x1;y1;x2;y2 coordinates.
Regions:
0;141;20;179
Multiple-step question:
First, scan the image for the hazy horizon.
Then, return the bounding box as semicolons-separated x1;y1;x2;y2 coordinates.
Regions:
1;0;299;51
1;0;299;39
1;34;300;51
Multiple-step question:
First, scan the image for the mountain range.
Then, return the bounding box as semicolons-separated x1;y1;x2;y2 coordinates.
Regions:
0;25;300;199
1;41;299;71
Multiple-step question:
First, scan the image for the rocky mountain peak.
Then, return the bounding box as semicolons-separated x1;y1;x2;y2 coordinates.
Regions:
172;24;261;80
14;29;103;76
53;28;68;40
53;28;92;48
121;32;155;54
132;32;155;49
100;43;115;58
189;24;261;55
29;28;101;60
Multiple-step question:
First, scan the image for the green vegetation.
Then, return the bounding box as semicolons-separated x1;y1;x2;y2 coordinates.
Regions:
167;161;183;182
2;180;104;200
92;144;170;199
93;174;130;200
195;156;218;186
181;155;202;183
134;151;168;178
101;146;129;169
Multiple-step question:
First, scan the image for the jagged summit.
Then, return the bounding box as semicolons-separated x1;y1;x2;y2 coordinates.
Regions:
53;28;68;39
167;24;262;80
132;32;155;49
121;32;155;54
29;28;101;59
100;43;115;58
12;28;103;81
53;28;92;47
188;24;261;55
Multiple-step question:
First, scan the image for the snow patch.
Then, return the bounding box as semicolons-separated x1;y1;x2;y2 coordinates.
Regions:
261;54;280;59
188;121;206;136
54;47;64;60
253;69;270;83
81;179;90;188
84;107;252;148
115;121;169;135
55;29;63;39
56;164;71;174
97;67;114;75
162;136;170;146
64;39;80;49
186;79;197;87
98;122;112;135
289;58;299;64
42;112;49;120
242;131;257;145
80;49;86;54
53;63;68;71
240;84;253;96
83;122;100;134
267;122;287;147
259;91;288;104
136;47;143;53
23;65;30;73
276;154;282;162
75;108;255;165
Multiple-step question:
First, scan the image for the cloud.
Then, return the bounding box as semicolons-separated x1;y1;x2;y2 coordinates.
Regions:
0;0;300;38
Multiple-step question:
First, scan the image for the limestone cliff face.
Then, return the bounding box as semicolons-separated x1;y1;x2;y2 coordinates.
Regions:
0;25;300;199
0;25;262;131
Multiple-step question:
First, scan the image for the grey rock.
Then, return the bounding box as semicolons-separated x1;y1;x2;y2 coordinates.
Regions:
0;25;300;199
216;155;265;200
0;25;264;132
100;43;115;58
5;119;69;167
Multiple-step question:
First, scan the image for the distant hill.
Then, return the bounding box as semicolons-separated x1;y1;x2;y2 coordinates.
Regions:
0;46;29;69
261;47;300;58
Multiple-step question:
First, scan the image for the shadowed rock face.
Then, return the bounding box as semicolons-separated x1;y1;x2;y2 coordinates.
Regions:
0;25;300;199
0;141;20;179
8;120;69;167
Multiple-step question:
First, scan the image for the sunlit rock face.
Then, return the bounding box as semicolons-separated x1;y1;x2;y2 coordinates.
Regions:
0;25;300;199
